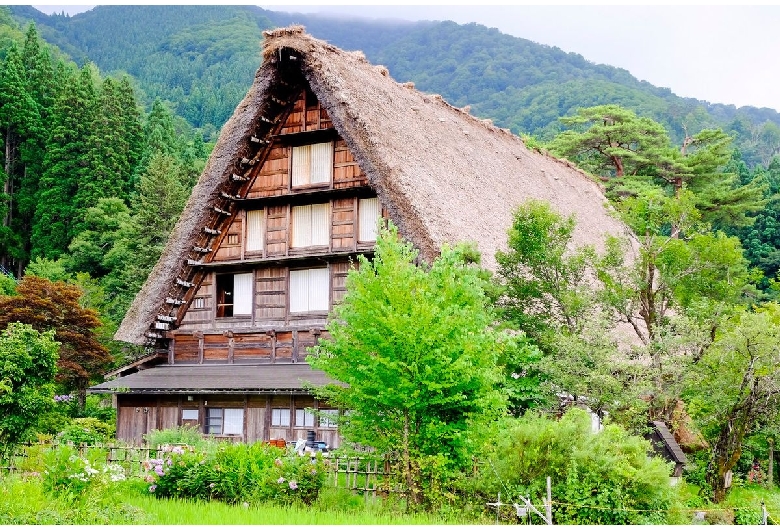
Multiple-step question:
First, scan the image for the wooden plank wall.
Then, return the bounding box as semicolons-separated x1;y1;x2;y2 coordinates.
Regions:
116;394;341;447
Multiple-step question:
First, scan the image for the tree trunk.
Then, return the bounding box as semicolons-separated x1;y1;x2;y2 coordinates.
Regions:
611;155;624;177
402;409;419;507
769;438;775;488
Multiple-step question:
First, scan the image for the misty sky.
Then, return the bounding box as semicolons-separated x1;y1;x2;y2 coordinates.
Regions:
31;4;780;112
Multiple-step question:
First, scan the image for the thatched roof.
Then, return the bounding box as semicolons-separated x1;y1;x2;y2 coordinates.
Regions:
90;363;336;394
116;26;631;345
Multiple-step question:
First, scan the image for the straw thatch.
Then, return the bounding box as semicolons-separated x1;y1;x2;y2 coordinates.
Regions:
115;26;631;345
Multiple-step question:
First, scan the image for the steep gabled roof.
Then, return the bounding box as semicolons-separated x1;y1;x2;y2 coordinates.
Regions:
116;26;630;346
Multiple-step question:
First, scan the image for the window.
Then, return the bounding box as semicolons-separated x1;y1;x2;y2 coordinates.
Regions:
246;209;264;252
271;408;291;427
295;408;315;427
291;203;329;248
227;234;239;245
216;273;253;317
319;409;339;428
182;409;199;421
289;268;329;313
206;408;243;435
358;197;381;242
292;142;333;187
192;298;205;310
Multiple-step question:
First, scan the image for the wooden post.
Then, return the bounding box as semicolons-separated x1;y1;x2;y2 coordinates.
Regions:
546;476;553;525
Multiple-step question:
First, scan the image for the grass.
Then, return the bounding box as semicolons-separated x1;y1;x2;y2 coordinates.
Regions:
126;492;469;525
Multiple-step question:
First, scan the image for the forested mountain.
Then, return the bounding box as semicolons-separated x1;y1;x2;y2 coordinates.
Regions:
9;5;780;167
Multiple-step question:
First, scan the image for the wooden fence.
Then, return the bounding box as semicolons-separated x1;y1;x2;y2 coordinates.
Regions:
1;442;405;496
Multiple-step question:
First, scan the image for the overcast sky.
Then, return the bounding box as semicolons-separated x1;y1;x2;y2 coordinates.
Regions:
30;3;780;112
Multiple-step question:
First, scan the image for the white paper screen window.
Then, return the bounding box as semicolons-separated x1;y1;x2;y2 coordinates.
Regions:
289;268;330;313
295;409;315;427
272;408;291;426
291;203;329;248
291;142;333;186
233;272;253;315
222;409;244;435
245;210;264;252
181;409;198;421
358;197;381;242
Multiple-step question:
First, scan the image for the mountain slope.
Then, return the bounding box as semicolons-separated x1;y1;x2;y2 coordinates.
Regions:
10;5;780;165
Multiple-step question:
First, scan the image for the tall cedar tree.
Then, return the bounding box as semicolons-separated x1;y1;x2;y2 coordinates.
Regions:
31;65;96;259
0;275;112;411
310;223;506;504
0;43;40;272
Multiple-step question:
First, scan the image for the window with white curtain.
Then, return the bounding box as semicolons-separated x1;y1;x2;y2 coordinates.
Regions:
271;408;291;427
206;408;244;436
245;209;264;252
291;203;329;248
292;142;333;187
289;268;329;313
216;273;253;317
358;197;381;242
233;272;253;315
295;408;315;427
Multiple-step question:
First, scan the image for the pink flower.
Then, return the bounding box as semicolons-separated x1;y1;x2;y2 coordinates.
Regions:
274;458;283;467
277;476;285;484
149;484;157;493
289;481;298;490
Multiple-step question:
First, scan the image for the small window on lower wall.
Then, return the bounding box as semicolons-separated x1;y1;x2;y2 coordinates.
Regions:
182;409;199;422
206;408;243;435
319;409;339;428
271;408;291;427
295;408;315;427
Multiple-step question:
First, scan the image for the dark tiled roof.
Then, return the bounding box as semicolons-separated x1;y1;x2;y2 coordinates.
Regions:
90;363;336;394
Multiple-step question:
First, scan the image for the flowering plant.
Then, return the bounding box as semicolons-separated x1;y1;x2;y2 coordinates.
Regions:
42;445;126;497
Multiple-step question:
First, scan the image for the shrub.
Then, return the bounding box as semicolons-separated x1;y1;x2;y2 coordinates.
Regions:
143;442;327;506
57;417;115;445
145;425;210;450
473;409;681;525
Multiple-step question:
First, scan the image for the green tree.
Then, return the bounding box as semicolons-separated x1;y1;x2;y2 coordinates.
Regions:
0;322;59;456
310;223;506;504
548;105;766;231
685;304;780;502
31;64;95;259
548;104;675;178
495;200;597;342
0;275;112;411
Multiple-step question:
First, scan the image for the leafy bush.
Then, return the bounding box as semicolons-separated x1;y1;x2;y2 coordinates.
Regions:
473;409;681;525
144;442;327;506
145;425;210;450
57;417;115;444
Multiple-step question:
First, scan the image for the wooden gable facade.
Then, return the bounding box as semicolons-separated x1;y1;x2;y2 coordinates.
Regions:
93;86;385;447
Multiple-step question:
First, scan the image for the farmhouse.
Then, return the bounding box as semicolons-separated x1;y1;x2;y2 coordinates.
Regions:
92;26;629;445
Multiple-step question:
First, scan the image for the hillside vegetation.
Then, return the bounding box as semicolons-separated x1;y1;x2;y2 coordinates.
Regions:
8;5;780;167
